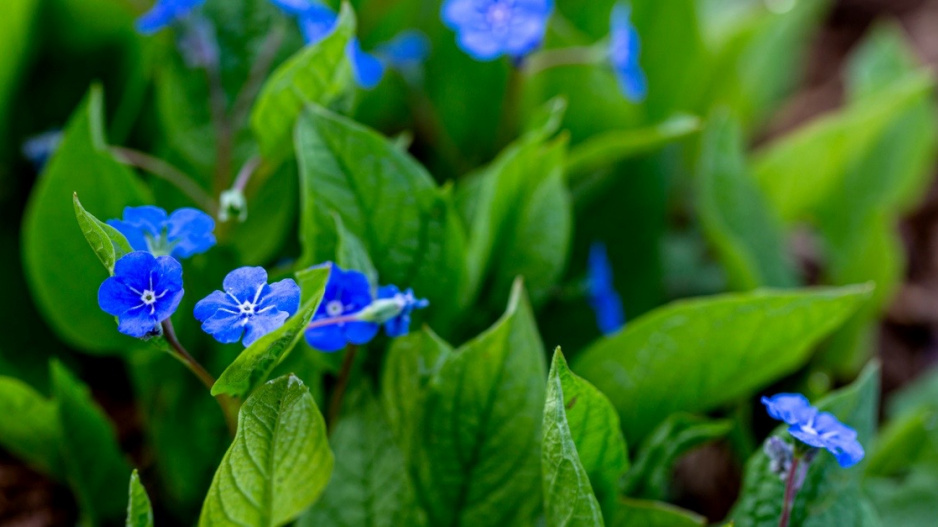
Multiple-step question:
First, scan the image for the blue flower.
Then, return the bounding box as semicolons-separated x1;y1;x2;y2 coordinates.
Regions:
376;285;429;337
136;0;206;35
441;0;553;61
98;252;184;338
587;243;625;335
375;30;431;71
304;263;379;352
609;3;646;102
108;206;216;260
194;267;301;347
22;130;62;171
762;393;865;468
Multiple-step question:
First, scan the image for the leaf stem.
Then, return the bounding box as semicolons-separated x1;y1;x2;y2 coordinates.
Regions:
779;456;801;527
523;45;607;76
160;319;238;435
110;147;217;214
327;344;358;434
232;155;262;193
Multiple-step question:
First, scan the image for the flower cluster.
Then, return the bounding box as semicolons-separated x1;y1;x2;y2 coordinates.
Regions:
587;243;625;335
441;0;553;61
271;0;430;89
762;393;865;468
108;206;215;260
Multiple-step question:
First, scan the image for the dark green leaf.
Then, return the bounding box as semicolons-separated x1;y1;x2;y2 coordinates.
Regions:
730;362;880;527
0;376;62;477
22;86;150;353
213;266;330;398
333;212;378;290
199;375;333;527
574;286;872;442
697;111;797;290
865;469;938;527
72;193;133;274
609;498;705;527
52;360;132;524
127;470;154;527
623;413;732;500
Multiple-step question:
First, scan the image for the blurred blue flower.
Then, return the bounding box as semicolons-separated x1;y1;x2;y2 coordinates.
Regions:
21;130;62;171
587;243;625;335
376;285;429;337
98;252;184;338
762;393;865;468
108;206;216;260
194;267;301;347
136;0;206;35
375;30;431;71
441;0;553;61
609;3;646;102
304;263;379;352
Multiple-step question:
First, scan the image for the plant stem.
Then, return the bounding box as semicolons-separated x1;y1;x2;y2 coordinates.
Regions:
232;156;262;193
205;61;232;197
327;345;358;435
779;456;802;527
110;147;217;214
231;26;286;128
160;320;238;435
523;45;606;76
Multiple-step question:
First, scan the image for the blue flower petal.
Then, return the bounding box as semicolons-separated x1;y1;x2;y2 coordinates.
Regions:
609;3;647;102
112;251;159;292
199;309;246;344
305;324;347;352
349;39;385;89
117;306;161;338
259;279;301;315
99;252;184;338
166;208;216;258
222;267;269;303
136;0;206;35
763;392;865;467
441;0;552;61
297;4;339;45
98;276;142;316
761;393;816;425
376;30;431;69
344;321;380;344
587;243;626;335
269;0;313;16
243;310;291;347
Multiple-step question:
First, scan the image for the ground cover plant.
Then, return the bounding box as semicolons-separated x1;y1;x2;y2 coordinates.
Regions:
2;0;938;525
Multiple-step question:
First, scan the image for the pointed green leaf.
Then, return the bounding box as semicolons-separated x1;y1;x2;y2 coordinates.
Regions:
22;86;150;353
333;212;378;289
574;286;872;442
0;376;62;477
52;360;132;524
610;498;705;527
213;266;330;398
126;470;154;527
73;193;133;274
731;363;880;527
413;280;547;526
199;375;333;527
251;3;355;162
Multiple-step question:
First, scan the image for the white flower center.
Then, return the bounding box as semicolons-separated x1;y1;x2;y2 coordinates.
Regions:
487;2;512;26
326;300;345;317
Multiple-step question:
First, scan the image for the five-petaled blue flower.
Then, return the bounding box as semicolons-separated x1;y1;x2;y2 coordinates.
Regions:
108;206;216;260
304;263;379;352
587;243;625;335
762;393;865;468
441;0;553;61
377;285;429;337
136;0;206;35
194;267;301;347
98;251;184;338
609;3;647;102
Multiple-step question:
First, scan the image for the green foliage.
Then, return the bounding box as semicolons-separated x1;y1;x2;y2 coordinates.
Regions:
199;375;333;527
73;193;134;274
22;86;150;353
731;363;880;527
126;470;155;527
610;498;706;527
574;286;872;442
0;376;63;476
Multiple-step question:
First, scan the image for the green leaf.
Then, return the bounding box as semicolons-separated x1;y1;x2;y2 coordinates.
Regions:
212;265;330;398
865;469;938;527
730;362;880;527
0;0;38;146
126;470;154;527
573;286;872;442
696;111;797;290
609;498;706;527
333;212;378;290
543;349;628;526
199;375;333;527
752;71;934;223
299;386;425;527
72;193;134;274
0;376;62;477
295;104;467;330
412;280;547;526
623;413;732;501
252;3;355;162
52;360;132;524
22;86;150;353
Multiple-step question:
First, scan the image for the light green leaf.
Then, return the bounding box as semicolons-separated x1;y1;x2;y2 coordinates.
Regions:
697;111;797;290
52;360;132;524
333;212;378;290
199;375;333;527
865;469;938;527
72;193;134;274
610;498;706;527
295;104;467;330
252;3;355;162
574;286;872;442
0;376;62;477
543;349;623;526
300;386;425;527
0;0;39;146
213;266;330;398
623;413;732;501
126;470;154;527
730;362;880;527
22;86;150;353
413;280;547;526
